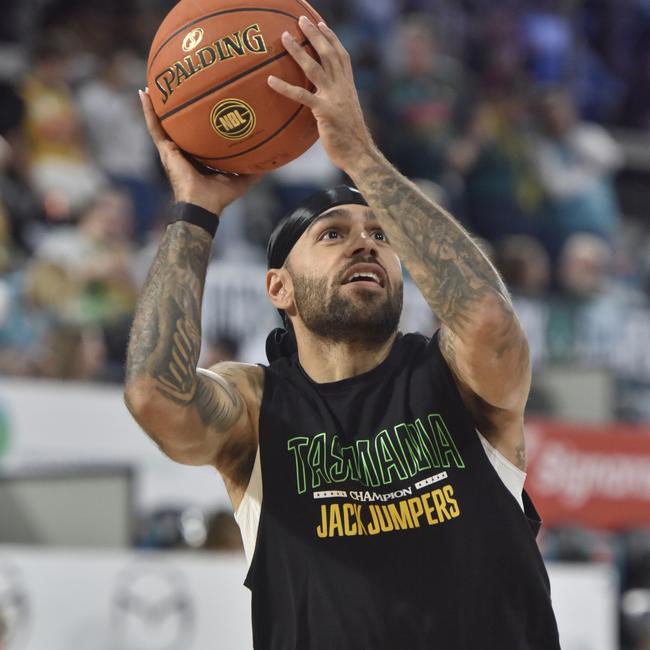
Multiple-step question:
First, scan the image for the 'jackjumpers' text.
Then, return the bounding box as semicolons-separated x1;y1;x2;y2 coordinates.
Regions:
316;484;460;538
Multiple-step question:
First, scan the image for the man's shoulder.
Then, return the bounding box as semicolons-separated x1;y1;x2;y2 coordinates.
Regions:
201;361;265;405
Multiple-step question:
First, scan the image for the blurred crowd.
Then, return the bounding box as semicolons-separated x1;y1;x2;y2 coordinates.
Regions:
0;0;649;401
2;2;650;647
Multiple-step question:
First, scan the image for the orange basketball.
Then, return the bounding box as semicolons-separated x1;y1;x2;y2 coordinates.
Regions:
146;0;322;174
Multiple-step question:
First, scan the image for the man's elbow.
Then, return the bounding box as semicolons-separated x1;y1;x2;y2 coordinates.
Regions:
124;380;155;425
124;381;186;438
124;387;212;466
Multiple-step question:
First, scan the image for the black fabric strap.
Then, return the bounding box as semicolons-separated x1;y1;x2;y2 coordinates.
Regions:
169;202;219;238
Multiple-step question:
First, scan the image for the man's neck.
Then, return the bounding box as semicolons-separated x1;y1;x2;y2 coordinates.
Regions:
294;329;399;384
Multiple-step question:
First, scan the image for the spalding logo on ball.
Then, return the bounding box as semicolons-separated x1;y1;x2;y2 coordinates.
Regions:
147;0;323;174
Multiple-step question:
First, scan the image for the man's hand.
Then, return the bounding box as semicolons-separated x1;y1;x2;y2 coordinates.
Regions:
139;90;261;215
267;16;375;173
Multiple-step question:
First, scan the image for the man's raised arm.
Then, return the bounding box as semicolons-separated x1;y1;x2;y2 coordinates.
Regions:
349;152;530;466
268;17;530;468
124;91;262;489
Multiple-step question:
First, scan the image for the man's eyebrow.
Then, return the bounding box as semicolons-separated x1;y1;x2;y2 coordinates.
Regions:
305;208;383;234
305;208;351;233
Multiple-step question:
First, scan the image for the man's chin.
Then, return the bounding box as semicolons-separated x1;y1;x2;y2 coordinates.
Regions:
339;287;386;306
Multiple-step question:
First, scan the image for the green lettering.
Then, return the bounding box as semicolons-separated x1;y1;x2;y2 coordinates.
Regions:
287;436;309;494
307;432;331;489
375;428;408;483
356;439;381;487
428;414;465;469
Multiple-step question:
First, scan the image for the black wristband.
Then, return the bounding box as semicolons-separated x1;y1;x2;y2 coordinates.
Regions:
169;202;219;238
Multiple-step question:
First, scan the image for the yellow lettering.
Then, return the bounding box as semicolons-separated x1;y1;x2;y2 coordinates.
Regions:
367;505;381;535
432;487;452;521
316;504;328;538
354;504;366;535
375;505;394;532
343;503;357;536
387;501;414;529
421;492;439;525
407;496;425;527
328;504;344;537
443;484;460;518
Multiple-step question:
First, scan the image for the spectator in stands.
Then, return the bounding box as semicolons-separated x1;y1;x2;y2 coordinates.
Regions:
21;36;105;220
557;233;612;298
449;88;543;243
376;15;469;182
618;31;650;129
521;2;574;86
494;235;551;298
270;141;341;218
468;6;523;99
78;49;160;239
35;188;137;326
200;335;240;368
0;258;106;378
530;90;623;260
0;82;44;260
34;189;137;379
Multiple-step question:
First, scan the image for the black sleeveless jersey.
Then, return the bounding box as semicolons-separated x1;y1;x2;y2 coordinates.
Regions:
246;332;561;650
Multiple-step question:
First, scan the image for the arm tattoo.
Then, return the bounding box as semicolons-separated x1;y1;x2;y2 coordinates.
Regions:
352;151;512;332
125;222;245;434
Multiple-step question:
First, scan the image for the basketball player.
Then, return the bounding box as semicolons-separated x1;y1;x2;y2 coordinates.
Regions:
126;16;561;649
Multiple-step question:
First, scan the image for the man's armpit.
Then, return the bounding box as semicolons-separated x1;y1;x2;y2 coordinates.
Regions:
196;367;248;432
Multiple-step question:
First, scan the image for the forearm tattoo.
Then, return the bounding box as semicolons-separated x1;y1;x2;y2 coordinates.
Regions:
353;153;512;331
125;222;243;433
349;151;529;373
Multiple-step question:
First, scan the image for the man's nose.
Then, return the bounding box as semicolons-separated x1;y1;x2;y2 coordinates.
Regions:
348;230;378;257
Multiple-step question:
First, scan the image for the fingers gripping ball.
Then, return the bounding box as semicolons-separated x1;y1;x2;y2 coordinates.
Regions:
147;0;322;174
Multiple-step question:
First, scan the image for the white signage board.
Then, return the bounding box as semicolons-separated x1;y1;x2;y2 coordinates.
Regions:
0;547;252;650
0;547;617;650
550;563;618;650
0;379;230;512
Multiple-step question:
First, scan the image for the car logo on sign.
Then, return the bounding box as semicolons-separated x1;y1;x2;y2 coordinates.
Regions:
182;28;204;52
111;564;195;650
0;562;31;650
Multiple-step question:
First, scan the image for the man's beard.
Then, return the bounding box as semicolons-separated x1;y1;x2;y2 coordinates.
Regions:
289;265;403;347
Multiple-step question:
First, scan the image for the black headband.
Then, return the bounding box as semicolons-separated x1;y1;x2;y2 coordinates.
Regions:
265;185;369;363
266;185;368;270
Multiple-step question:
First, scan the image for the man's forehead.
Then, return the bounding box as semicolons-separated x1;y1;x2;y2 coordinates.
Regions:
304;204;376;232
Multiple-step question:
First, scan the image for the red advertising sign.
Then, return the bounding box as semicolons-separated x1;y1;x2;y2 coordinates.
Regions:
525;421;650;529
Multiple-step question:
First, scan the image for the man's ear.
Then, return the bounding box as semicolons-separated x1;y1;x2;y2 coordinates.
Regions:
266;268;293;312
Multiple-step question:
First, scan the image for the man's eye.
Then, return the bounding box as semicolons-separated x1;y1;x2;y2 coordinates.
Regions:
321;230;341;240
372;230;387;242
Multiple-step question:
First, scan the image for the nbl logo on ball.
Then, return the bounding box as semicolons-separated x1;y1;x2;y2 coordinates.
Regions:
210;98;256;140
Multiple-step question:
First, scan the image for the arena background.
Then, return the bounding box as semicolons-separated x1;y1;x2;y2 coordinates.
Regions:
1;0;650;647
